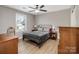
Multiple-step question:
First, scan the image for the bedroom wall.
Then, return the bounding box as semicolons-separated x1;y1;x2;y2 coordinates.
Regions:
0;10;1;33
0;6;16;34
35;9;71;27
70;6;78;27
27;14;35;32
0;6;35;34
77;12;79;27
76;6;79;27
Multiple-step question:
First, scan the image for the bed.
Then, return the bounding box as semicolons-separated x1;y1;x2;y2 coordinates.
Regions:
23;31;49;48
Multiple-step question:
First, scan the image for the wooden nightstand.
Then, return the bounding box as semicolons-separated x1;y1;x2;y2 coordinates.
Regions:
32;29;38;31
49;32;57;40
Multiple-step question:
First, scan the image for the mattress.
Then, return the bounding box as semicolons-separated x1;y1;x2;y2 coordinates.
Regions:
23;31;49;44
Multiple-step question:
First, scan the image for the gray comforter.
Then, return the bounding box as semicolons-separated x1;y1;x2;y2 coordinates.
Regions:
23;31;49;44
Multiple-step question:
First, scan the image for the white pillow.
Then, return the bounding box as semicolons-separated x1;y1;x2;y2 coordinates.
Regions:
44;28;49;32
38;27;43;31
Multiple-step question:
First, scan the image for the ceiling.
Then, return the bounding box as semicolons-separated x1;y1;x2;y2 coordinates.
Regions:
6;5;71;15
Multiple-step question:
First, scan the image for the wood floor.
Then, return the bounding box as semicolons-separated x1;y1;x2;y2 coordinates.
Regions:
18;39;58;54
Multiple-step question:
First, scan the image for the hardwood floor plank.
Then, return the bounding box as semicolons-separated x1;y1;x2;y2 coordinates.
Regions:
18;39;58;54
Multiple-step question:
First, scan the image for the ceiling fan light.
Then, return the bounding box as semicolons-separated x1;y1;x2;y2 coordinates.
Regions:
35;10;40;13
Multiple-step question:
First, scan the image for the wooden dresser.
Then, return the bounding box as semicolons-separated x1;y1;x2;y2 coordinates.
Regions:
0;34;18;54
58;27;79;54
76;28;79;53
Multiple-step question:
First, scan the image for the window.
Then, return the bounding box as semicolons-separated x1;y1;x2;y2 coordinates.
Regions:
16;13;27;32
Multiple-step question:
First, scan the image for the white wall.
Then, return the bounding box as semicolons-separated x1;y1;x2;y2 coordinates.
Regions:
27;14;35;32
35;9;71;27
77;14;79;26
71;10;76;27
0;6;16;33
76;6;79;27
70;6;78;27
0;6;35;34
0;10;1;33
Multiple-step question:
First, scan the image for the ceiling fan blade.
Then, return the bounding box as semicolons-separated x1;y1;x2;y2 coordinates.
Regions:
40;5;44;8
29;7;36;9
40;9;47;12
29;10;35;12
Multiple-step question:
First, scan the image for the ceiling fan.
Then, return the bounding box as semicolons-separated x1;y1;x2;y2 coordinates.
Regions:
29;5;47;13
